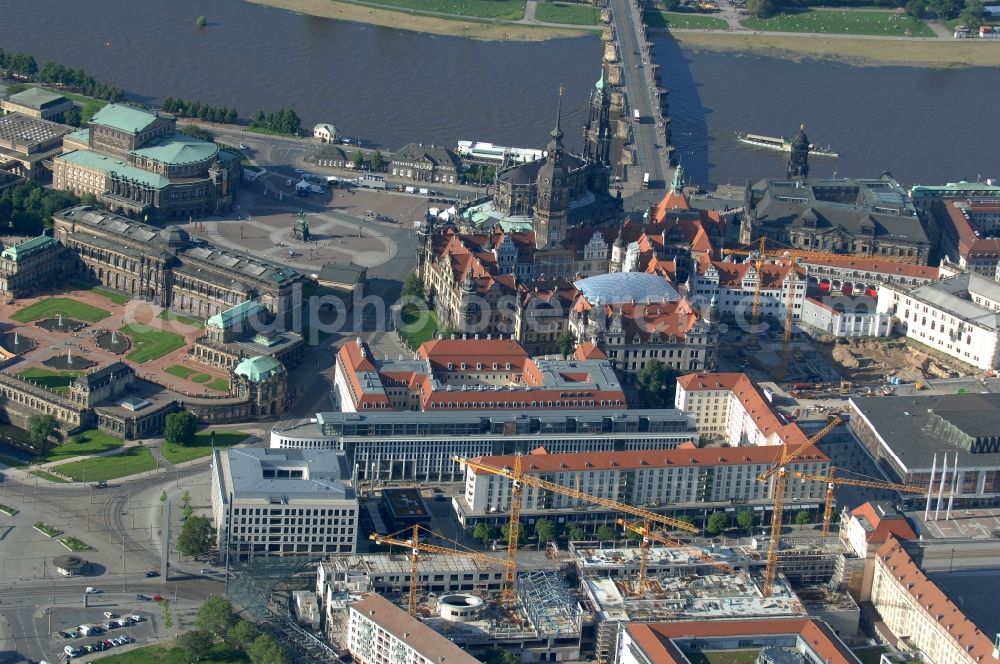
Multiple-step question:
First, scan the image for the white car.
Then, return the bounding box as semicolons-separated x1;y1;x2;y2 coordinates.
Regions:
104;612;117;619
85;586;97;593
130;614;143;622
294;168;303;173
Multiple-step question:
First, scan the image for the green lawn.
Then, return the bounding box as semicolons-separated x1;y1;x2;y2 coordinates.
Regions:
120;324;186;363
191;373;212;384
644;9;728;29
94;641;249;663
346;0;525;19
15;368;82;395
689;650;761;664
34;521;62;537
37;86;109;109
246;126;297;138
741;9;934;36
54;447;157;482
29;469;70;483
41;429;123;463
60;536;95;552
165;365;196;379
160;431;248;465
158;310;202;328
11;297;111;323
535;2;602;24
70;280;130;305
398;303;440;348
206;378;230;392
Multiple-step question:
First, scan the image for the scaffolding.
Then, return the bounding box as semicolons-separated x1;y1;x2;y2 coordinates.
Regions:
517;570;583;637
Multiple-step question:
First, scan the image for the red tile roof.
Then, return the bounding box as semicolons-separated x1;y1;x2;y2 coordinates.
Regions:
602;299;700;342
473;443;827;473
939;199;1000;260
626;618;860;664
350;594;481;664
876;536;996;663
417;338;530;372
699;257;807;289
801;256;940;280
676;373;809;446
851;502;917;544
574;341;608;361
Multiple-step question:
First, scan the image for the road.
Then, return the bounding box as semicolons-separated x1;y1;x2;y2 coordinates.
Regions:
607;0;670;203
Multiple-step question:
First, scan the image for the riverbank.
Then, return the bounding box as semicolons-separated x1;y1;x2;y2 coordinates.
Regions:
667;30;1000;68
244;0;593;40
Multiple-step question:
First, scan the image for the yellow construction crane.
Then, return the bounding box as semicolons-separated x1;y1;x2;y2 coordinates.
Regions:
756;416;841;597
453;454;700;604
723;237;916;351
793;467;933;537
370;525;508;615
616;518;734;594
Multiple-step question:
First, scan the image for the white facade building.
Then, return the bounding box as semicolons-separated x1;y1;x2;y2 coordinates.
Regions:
454;445;829;530
210;448;358;557
346;594;481;664
871;537;996;664
876;272;1000;370
313;123;337;143
674;372;810;447
688;257;807;326
801;296;891;338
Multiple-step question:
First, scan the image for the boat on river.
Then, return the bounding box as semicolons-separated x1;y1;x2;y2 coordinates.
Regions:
735;131;839;158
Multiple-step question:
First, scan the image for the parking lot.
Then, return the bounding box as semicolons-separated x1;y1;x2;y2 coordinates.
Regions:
46;604;156;661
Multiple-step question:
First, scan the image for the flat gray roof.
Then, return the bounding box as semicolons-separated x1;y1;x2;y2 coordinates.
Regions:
222;448;355;501
908;272;1000;331
851;394;1000;471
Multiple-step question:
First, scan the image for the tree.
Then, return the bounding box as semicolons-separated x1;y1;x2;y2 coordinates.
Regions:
958;0;984;28
566;524;586;542
178;629;214;662
80;100;103;126
248;633;290;664
62;105;81;127
706;511;728;536
196;596;235;638
736;510;755;534
557;329;577;359
27;414;60;455
165;411;197;444
485;646;520;664
746;0;774;17
637;360;681;409
534;518;556;544
676;515;695;527
472;523;496;547
81;193;98;207
182;489;194;520
160;490;167;502
500;522;526;548
225;107;238;124
352;150;365;170
228;619;260;652
596;524;617;541
177;515;215;557
795;510;812;526
371;150;384;172
402;273;424;300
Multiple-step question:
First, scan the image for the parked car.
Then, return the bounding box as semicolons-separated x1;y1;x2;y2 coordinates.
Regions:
85;587;98;593
153;595;163;602
130;614;143;622
104;612;117;619
135;594;150;601
200;568;211;574
102;622;115;630
144;570;159;578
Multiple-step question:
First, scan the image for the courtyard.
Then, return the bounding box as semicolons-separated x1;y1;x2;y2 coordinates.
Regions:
0;286;232;399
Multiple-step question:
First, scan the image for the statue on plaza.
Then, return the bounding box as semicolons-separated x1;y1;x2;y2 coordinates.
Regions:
292;211;311;242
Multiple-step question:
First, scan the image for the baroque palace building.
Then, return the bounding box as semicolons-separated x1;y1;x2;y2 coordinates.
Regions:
51;206;304;325
53;104;240;221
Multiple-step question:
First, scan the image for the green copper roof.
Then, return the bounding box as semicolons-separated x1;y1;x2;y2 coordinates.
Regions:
671;163;684;194
66;128;90;144
57;150;170;189
6;87;67;110
595;69;605;91
207;300;264;330
1;235;57;261
130;135;218;166
234;355;283;383
89;104;159;134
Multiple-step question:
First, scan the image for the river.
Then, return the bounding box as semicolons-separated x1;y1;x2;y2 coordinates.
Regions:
0;0;995;187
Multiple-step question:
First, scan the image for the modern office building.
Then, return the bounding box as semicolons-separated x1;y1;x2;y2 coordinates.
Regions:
876;272;1000;370
0;111;72;181
270;408;697;482
850;393;1000;508
346;594;481;664
333;337;625;413
210;448;358;557
453;443;829;532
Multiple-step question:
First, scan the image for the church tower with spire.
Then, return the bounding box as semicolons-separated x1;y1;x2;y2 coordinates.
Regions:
583;68;612;175
787;124;810;180
534;90;570;250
